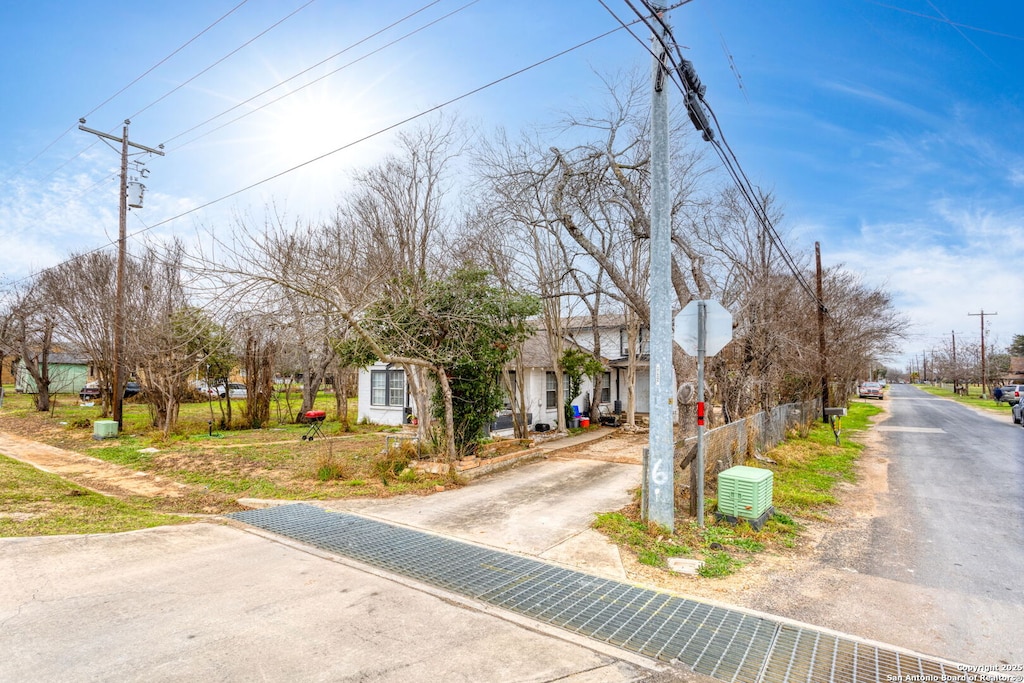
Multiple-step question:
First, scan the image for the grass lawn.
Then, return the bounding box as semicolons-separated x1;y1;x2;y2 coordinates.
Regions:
0;454;189;537
0;386;448;520
914;383;1013;416
593;400;882;578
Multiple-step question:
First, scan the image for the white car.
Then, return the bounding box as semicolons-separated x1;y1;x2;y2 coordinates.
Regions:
194;381;247;399
1013;400;1024;426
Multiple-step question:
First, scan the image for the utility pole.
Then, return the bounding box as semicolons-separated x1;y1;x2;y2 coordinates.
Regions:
951;331;958;394
79;119;164;430
645;4;675;531
968;310;996;398
815;242;828;422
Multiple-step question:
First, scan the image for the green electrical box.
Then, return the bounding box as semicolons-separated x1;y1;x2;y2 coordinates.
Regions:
716;465;773;529
93;420;119;440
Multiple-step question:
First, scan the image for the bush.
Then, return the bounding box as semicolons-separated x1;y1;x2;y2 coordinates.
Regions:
314;450;349;482
373;443;415;483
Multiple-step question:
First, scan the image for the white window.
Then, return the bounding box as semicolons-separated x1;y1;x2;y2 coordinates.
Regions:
371;368;405;407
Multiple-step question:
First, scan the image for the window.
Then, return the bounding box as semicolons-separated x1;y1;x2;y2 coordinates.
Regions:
370;367;405;407
502;371;516;410
388;370;404;406
600;372;611;403
546;372;557;409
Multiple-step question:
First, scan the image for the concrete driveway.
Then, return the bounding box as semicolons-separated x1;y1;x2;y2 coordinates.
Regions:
320;456;641;579
0;447;676;682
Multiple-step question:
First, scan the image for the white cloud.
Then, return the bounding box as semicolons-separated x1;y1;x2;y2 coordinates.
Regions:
829;206;1024;368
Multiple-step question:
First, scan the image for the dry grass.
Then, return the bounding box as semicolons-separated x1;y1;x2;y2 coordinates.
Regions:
0;389;449;514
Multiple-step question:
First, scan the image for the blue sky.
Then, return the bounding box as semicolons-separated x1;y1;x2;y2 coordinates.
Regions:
1;0;1021;368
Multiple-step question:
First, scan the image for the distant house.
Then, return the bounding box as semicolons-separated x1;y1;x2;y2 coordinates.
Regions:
14;353;90;395
1005;356;1024;384
355;315;652;431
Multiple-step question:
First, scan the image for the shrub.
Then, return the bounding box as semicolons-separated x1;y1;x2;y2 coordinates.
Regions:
314;450;348;482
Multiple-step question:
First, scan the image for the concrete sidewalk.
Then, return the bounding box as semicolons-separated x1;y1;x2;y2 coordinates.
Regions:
0;523;681;682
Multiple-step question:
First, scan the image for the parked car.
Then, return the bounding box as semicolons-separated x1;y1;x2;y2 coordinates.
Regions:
79;382;101;400
858;381;884;399
997;384;1024;406
193;380;221;398
193;381;246;399
1013;400;1024;425
79;380;141;401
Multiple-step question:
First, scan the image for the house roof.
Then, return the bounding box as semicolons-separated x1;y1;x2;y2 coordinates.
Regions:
18;352;89;366
48;353;90;365
515;327;614;370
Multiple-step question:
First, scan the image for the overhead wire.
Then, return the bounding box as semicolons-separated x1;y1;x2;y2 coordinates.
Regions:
20;0;465;221
2;16;644;293
1;0;477;294
126;0;320;122
610;0;824;309
3;0;253;185
162;0;477;151
11;0;316;198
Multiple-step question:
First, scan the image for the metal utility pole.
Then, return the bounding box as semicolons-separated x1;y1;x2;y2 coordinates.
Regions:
79;119;164;430
646;4;675;531
968;310;996;398
815;242;828;422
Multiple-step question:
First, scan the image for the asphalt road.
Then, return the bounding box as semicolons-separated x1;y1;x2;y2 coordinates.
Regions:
865;384;1024;662
869;384;1024;599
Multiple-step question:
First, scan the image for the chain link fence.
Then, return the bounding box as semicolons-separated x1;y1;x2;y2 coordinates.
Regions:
673;399;820;509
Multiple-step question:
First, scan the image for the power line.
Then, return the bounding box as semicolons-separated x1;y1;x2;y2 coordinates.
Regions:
3;0;252;184
609;0;824;308
162;0;475;151
127;0;320;121
21;0;464;225
8;0;458;255
2;19;640;294
863;0;1024;42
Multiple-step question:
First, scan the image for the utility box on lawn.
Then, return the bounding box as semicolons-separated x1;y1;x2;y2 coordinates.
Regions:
716;465;774;530
93;420;118;440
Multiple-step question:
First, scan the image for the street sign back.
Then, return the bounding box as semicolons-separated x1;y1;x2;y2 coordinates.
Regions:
674;299;733;357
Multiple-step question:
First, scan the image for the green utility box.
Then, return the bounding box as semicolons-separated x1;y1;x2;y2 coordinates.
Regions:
93;420;119;440
716;465;774;530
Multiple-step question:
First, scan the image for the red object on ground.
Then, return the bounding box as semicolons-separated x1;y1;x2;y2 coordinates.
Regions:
579;417;590;428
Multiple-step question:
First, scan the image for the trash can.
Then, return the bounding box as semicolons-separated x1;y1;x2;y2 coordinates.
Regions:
579;417;590;428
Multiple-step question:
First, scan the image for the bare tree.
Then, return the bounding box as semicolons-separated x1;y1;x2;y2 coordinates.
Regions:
40;252;119;414
127;243;216;437
339;116;464;440
0;281;58;411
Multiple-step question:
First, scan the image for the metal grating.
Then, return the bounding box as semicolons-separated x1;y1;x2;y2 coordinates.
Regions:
228;504;961;683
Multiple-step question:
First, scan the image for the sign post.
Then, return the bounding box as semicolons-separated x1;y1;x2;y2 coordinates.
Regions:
675;299;732;527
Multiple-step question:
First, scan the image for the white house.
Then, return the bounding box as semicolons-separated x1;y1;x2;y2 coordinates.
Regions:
355;315;651;430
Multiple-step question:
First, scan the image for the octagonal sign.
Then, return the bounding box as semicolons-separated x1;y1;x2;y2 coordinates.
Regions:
674;299;733;357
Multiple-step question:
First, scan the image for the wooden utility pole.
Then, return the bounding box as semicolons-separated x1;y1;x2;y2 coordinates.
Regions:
78;119;164;429
968;310;996;398
951;330;958;394
815;242;828;422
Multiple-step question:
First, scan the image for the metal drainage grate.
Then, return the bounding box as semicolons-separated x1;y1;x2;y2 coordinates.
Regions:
228;504;961;683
